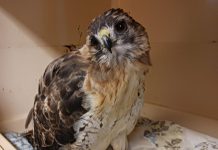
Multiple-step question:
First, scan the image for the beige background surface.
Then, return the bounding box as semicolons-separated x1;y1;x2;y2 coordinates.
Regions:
0;0;110;128
112;0;218;119
0;0;218;137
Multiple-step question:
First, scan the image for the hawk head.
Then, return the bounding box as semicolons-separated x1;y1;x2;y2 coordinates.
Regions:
86;8;151;67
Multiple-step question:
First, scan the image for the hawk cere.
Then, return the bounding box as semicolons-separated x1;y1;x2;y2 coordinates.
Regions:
26;8;151;150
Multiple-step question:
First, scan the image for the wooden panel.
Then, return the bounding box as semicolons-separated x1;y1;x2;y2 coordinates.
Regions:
0;134;16;150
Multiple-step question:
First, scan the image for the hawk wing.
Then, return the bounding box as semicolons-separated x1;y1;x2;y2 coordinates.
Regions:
32;51;89;149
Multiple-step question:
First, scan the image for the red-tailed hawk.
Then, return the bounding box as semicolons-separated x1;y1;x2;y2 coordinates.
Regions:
26;8;151;150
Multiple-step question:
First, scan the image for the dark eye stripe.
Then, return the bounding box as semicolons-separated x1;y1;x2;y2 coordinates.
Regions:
90;35;101;50
90;35;99;46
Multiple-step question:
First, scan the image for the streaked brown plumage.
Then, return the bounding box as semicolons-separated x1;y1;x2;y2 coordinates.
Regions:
26;8;151;150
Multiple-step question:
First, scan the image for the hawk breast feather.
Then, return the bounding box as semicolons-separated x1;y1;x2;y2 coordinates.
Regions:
33;51;89;149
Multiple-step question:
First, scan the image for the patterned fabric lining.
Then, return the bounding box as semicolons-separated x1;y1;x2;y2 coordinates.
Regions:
4;132;33;150
3;117;218;150
129;117;218;150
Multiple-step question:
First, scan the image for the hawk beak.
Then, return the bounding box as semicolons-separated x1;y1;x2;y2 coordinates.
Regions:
98;28;112;53
102;35;112;53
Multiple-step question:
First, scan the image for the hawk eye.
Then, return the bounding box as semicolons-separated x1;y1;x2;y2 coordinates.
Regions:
114;20;127;33
90;35;99;47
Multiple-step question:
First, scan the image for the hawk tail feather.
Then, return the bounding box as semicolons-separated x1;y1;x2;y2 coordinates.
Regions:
25;108;33;129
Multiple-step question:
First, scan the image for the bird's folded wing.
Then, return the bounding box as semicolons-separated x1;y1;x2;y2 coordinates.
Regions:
33;51;89;147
